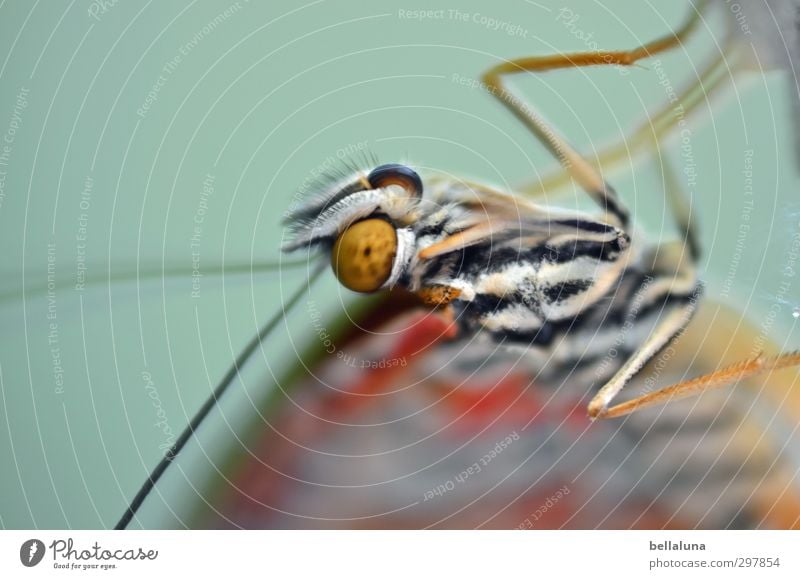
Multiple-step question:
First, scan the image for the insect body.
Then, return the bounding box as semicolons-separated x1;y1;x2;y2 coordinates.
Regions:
280;0;800;421
283;163;699;420
117;2;800;529
269;143;799;529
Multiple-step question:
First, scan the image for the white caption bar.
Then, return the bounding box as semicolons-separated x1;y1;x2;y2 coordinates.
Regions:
1;530;798;577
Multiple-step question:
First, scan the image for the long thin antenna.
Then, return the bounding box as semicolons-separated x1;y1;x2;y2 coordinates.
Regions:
1;258;309;304
115;261;326;529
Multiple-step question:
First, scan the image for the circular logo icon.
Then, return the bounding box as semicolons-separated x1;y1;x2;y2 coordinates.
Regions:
20;539;45;567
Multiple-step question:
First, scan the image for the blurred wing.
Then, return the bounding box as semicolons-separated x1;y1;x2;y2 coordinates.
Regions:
190;293;800;529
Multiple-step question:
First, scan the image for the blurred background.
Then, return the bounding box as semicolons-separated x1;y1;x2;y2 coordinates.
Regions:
0;0;798;528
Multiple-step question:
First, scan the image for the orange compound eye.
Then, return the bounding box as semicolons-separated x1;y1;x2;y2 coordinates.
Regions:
331;218;397;293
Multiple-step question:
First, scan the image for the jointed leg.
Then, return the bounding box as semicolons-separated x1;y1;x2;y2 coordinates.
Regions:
596;351;800;418
587;290;698;419
519;42;736;197
481;0;709;227
584;149;696;418
657;153;701;261
588;156;800;419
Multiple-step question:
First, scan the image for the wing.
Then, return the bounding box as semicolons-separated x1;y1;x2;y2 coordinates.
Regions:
187;292;800;529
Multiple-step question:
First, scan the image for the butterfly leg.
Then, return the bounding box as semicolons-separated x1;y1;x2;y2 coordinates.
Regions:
589;156;799;418
520;44;733;197
594;350;800;419
481;0;711;221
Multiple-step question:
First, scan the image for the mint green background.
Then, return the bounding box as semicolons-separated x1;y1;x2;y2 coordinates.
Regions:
0;0;798;528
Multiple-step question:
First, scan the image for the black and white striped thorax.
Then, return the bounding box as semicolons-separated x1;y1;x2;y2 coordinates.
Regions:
436;261;702;391
283;165;701;366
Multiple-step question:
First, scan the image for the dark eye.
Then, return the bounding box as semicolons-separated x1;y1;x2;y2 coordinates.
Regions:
367;164;423;197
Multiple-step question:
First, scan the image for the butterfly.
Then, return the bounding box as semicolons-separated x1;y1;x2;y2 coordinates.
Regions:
104;0;800;530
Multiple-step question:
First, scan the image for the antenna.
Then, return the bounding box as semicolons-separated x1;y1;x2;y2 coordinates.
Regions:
115;261;325;529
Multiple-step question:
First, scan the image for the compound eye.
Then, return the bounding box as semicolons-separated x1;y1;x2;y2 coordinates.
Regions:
331;218;397;293
367;164;423;197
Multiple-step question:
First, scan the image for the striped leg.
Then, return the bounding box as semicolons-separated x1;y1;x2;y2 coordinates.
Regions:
589;157;800;419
